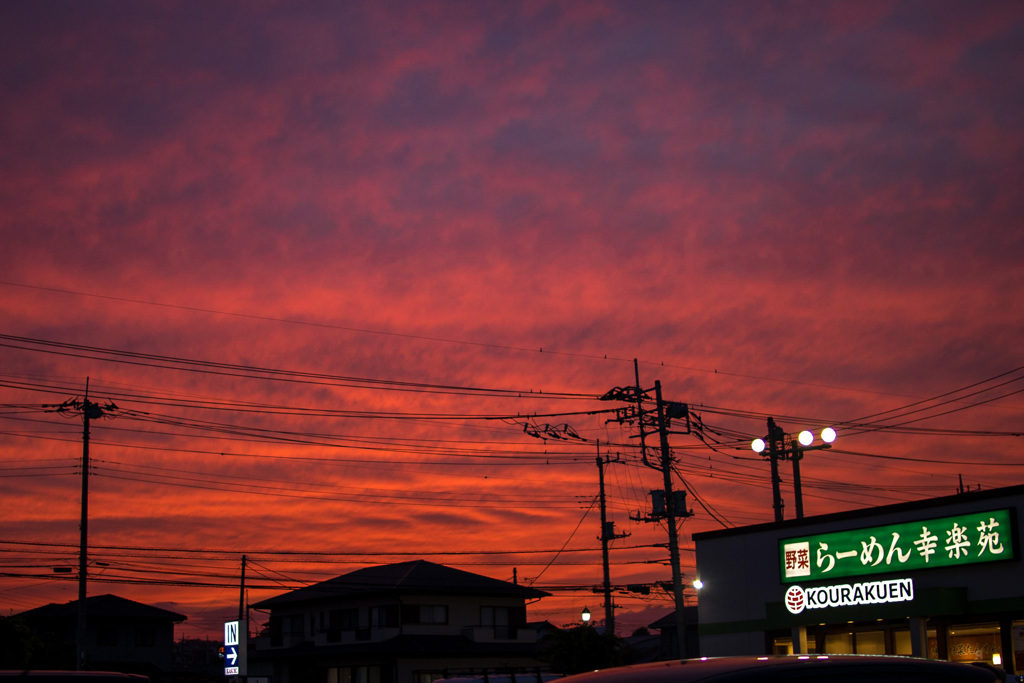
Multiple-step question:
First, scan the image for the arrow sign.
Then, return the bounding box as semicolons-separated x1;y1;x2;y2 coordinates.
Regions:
223;619;246;676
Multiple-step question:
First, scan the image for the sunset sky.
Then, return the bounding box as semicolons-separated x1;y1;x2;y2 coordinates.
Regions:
1;1;1022;640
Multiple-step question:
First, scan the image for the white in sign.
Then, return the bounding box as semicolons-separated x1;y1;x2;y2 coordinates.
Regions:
225;620;239;647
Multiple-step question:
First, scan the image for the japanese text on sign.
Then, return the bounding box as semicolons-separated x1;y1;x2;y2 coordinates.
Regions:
779;508;1014;583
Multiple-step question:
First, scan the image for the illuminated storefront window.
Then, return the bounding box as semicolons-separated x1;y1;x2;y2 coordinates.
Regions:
855;630;885;654
941;623;1001;665
1012;621;1024;672
824;632;853;654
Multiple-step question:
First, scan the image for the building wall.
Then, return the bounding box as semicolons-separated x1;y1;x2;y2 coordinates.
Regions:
694;485;1024;659
264;595;533;649
253;594;543;683
89;618;177;671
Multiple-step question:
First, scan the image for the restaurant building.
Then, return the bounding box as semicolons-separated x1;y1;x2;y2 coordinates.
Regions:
693;484;1024;675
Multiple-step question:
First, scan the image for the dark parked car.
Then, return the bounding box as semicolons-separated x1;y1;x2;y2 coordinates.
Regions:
0;674;148;682
558;655;1011;682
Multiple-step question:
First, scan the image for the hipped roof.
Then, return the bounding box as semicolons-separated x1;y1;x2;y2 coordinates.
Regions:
18;593;187;622
253;559;549;609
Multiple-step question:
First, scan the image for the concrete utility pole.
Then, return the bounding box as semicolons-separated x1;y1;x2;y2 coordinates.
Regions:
239;554;247;621
54;379;118;670
602;363;692;658
596;444;628;634
654;380;690;658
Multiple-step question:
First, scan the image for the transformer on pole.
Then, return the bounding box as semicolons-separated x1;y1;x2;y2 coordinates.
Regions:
602;362;693;658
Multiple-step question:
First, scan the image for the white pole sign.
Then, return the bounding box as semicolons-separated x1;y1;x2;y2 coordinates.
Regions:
224;620;247;677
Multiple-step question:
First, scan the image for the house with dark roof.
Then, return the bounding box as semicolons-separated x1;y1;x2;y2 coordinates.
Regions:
249;560;551;683
15;594;186;678
644;606;700;661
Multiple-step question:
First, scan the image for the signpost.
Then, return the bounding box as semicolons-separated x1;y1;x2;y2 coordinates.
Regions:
224;619;247;678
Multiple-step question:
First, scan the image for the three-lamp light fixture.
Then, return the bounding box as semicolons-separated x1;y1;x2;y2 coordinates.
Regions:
751;427;836;454
751;423;837;521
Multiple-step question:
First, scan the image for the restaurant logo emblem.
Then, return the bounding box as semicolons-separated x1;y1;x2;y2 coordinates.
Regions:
785;585;806;614
784;578;914;615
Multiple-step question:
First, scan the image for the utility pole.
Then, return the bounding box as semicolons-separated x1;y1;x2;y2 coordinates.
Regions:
596;443;628;635
602;364;692;658
239;555;248;683
654;380;689;658
632;360;652;467
54;379;118;670
239;554;247;621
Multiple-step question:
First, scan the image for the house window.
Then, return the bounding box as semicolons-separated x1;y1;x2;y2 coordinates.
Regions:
370;604;399;628
287;614;305;638
134;627;156;647
326;608;359;642
327;665;381;683
331;608;359;630
482;606;509;638
270;614;306;646
269;616;283;646
419;605;447;625
96;625;118;646
403;604;447;625
481;606;521;639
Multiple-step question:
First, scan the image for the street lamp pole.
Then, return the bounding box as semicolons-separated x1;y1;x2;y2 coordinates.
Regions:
752;420;836;521
790;438;805;519
766;418;785;523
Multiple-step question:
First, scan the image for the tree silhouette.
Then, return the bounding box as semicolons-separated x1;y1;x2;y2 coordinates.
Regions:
539;625;634;675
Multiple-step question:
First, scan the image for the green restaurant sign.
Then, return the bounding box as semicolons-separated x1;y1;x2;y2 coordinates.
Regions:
780;508;1016;583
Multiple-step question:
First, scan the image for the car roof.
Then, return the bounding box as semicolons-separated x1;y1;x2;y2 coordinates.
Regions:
561;655;1000;682
0;673;149;682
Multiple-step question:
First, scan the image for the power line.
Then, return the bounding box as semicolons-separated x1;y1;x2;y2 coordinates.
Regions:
0;333;596;400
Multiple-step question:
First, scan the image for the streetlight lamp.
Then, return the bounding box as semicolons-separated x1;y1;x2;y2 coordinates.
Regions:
581;606;592;624
752;419;836;521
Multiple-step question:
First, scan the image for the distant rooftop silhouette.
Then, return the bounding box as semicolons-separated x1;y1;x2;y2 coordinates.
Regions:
18;593;186;623
253;559;549;608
